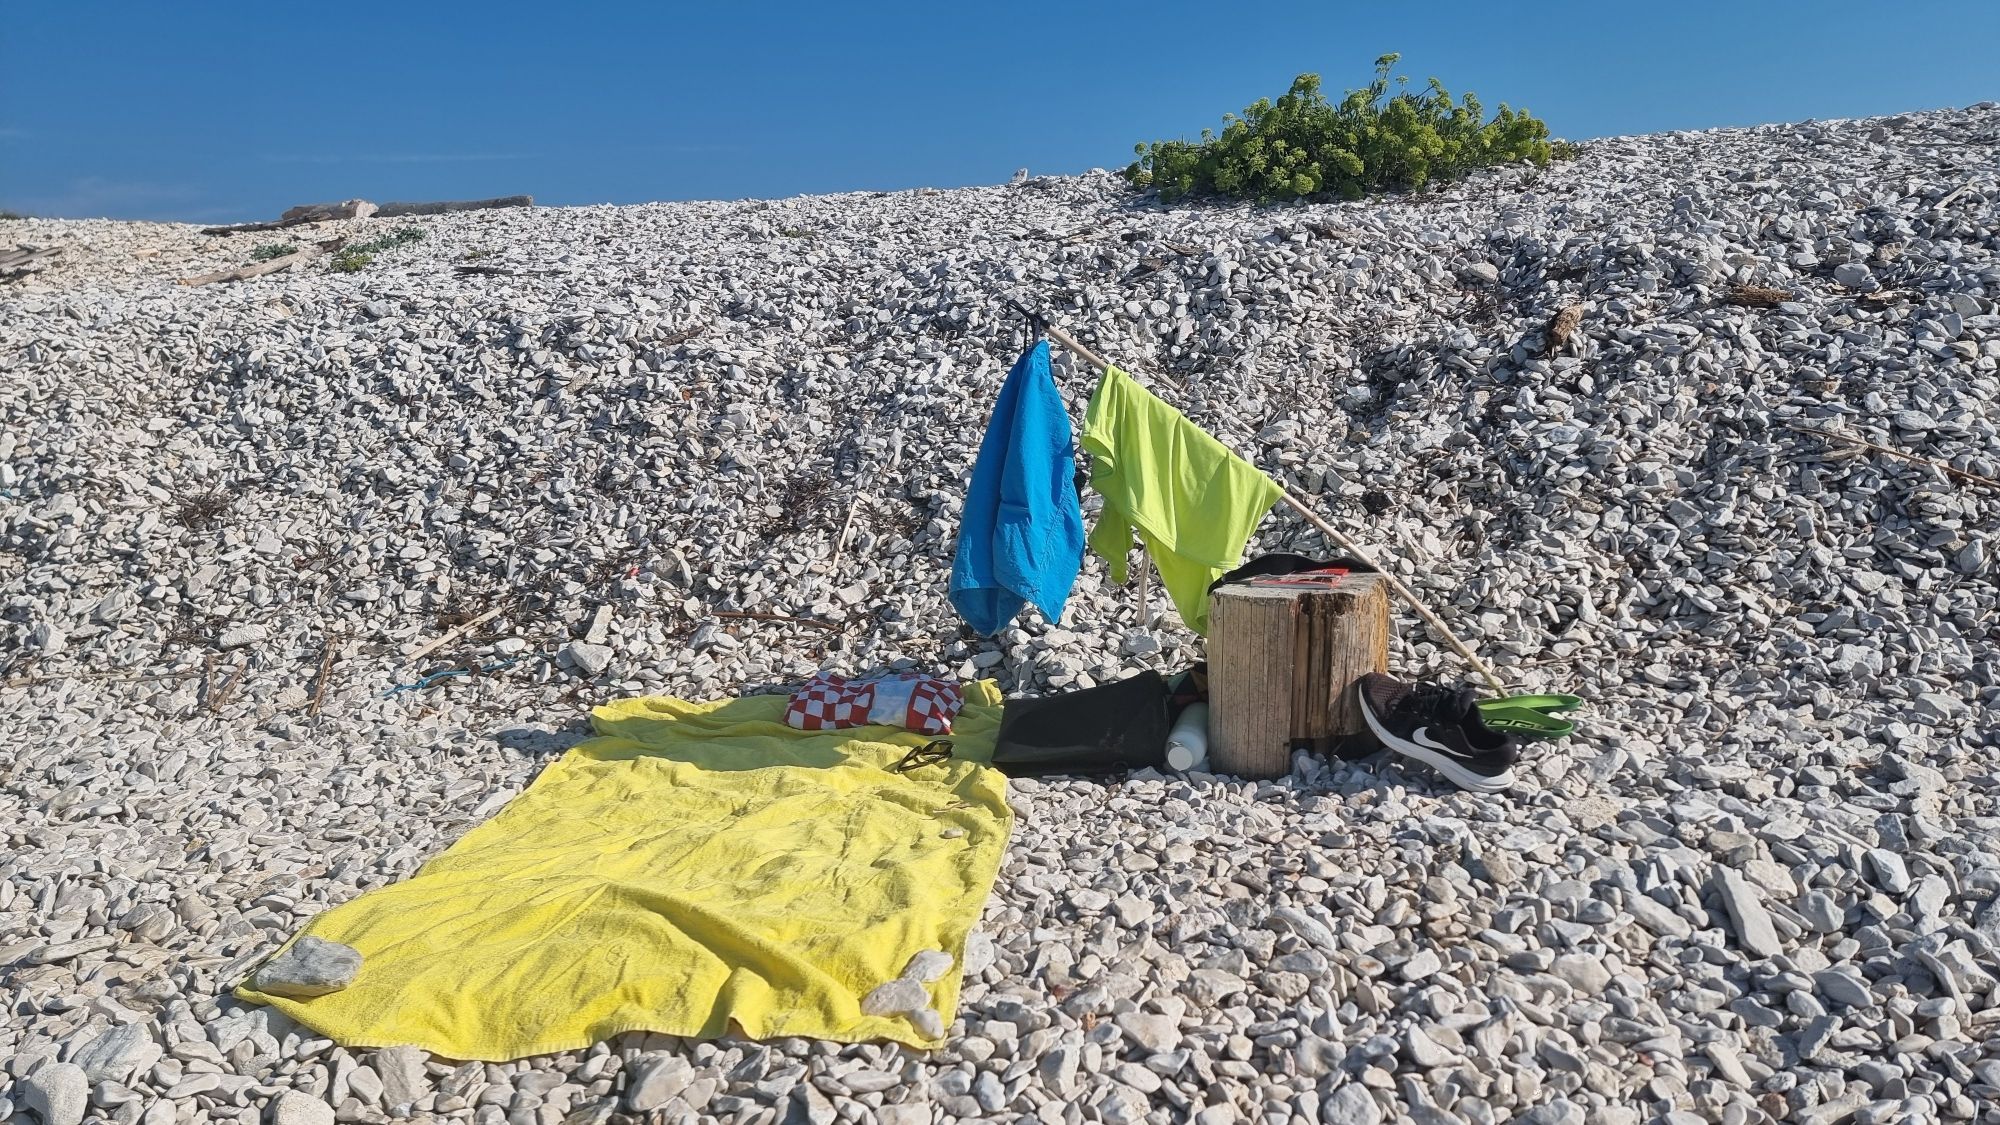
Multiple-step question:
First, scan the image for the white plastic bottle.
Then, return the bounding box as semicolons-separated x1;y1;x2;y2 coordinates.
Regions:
1165;702;1210;772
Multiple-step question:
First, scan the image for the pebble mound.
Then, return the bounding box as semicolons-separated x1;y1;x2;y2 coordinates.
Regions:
4;105;2000;1125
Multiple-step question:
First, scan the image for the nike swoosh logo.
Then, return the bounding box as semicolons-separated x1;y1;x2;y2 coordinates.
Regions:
1412;727;1475;761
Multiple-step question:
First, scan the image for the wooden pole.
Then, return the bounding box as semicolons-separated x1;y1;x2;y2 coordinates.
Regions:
1278;495;1504;695
1038;319;1505;695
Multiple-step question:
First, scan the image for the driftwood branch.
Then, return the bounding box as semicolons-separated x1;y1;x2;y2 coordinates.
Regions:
1725;285;1790;308
178;245;322;287
201;220;292;236
282;199;377;223
377;196;532;217
1786;423;2000;492
202;199;375;235
0;245;61;279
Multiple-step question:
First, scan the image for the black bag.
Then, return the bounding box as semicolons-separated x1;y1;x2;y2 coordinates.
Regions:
1207;552;1377;593
989;671;1169;777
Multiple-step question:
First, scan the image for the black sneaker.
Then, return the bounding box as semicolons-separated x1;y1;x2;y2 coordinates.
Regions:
1356;673;1519;792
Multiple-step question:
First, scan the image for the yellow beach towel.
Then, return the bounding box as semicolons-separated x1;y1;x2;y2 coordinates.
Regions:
237;682;1012;1060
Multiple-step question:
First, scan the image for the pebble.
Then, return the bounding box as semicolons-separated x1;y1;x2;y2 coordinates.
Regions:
69;1023;162;1085
1114;1011;1180;1054
270;1091;336;1125
249;936;363;998
560;641;614;677
1550;953;1612;993
373;1046;428;1111
861;978;930;1017
900;949;953;983
1321;1083;1383;1125
622;1056;692;1113
1038;1043;1080;1094
1815;968;1874;1008
1796;891;1846;932
218;622;269;649
22;1063;89;1125
1713;868;1782;959
1865;849;1911;894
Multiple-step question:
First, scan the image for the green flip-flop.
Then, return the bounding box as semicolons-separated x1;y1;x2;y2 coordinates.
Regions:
1477;694;1582;740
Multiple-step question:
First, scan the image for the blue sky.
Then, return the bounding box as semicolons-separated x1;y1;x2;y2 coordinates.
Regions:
3;1;1995;222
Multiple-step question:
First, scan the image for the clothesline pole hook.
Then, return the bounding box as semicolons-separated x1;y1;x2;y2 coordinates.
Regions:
1005;299;1048;339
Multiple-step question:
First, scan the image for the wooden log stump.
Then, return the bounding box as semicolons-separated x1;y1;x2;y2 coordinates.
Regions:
1207;571;1390;779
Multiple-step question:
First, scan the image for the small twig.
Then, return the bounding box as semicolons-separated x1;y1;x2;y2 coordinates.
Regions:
829;495;863;568
658;321;710;348
1786;422;2000;492
202;653;239;714
1934;182;1973;211
709;610;842;632
308;631;341;715
1135;553;1152;630
404;605;506;664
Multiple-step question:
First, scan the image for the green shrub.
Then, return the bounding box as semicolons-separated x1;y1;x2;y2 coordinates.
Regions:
345;226;425;256
1550;139;1585;161
326;226;424;274
249;243;298;261
1127;54;1553;202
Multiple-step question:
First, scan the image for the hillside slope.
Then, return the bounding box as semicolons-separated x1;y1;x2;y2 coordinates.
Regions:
3;106;1999;1124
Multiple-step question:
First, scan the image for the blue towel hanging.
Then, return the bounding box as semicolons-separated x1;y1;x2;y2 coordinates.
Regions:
948;340;1085;635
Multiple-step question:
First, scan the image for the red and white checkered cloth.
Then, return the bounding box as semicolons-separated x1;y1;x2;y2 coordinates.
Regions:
785;673;964;735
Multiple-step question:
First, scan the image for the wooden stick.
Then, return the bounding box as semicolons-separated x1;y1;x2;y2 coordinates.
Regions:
1042;321;1184;393
710;610;842;632
1278;494;1505;695
830;494;862;568
1038;316;1506;694
1136;553;1152;630
1786;422;2000;492
405;605;506;664
179;245;320;287
308;631;341;715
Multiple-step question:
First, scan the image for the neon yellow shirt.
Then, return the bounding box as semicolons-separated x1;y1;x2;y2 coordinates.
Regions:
1082;365;1283;635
